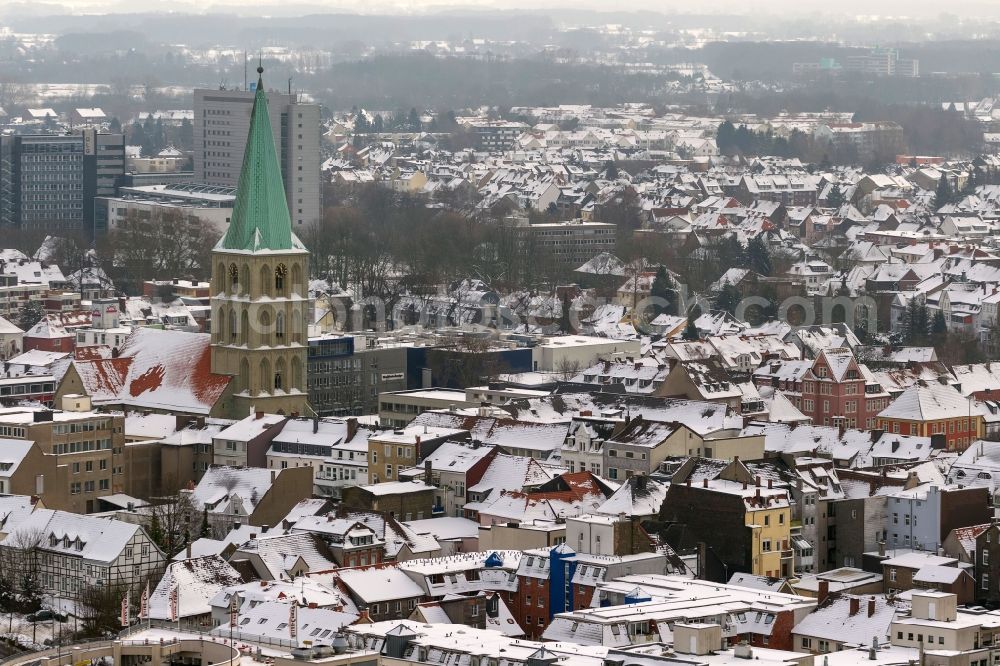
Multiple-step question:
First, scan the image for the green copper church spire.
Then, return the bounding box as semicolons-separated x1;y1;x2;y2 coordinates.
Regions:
218;66;294;252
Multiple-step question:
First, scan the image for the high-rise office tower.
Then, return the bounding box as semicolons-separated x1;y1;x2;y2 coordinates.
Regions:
194;87;320;229
0;129;125;235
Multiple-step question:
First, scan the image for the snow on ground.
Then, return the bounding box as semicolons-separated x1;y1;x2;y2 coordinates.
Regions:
127;626;294;660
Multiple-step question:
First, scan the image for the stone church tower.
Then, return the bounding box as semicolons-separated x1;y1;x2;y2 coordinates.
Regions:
210;66;310;418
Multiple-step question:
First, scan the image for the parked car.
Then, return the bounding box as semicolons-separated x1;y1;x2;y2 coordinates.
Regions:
26;610;67;622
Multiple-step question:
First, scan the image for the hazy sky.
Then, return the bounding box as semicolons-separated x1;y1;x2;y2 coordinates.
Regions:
8;0;1000;16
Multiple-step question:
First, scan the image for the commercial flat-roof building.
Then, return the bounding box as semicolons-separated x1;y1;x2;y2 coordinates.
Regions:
95;182;236;235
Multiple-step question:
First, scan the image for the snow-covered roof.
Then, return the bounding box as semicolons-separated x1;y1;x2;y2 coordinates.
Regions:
595;476;667;517
336;566;426;603
234;532;338;579
792;594;899;644
0;438;37;479
399;441;494;476
190;465;277;514
72;328;231;415
5;508;149;564
124;413;178;440
467;453;555;494
149;555;243;619
879;379;974;421
217;413;286;441
913;564;966;584
213;599;356;647
401;516;479;541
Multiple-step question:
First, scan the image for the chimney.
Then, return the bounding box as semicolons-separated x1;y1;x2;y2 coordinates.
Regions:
868;597;876;617
818;580;829;605
767;479;773;489
424;459;433;486
878;541;886;557
849;597;860;616
255;410;264;420
346;417;358;441
270;469;276;482
313;416;319;434
186;541;192;559
742;480;748;490
702;478;708;487
755;475;761;487
686;478;691;486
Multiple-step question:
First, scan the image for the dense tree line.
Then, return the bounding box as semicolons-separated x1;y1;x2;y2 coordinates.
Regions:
717;96;985;160
301;185;580;317
125;116;193;156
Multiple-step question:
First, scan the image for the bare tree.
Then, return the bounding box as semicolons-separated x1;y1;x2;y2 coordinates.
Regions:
146;494;196;558
77;582;129;638
5;527;44;611
0;76;26;112
101;209;219;293
555;358;581;382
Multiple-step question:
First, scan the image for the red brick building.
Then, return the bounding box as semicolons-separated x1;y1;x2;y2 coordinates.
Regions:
23;315;75;353
754;348;890;429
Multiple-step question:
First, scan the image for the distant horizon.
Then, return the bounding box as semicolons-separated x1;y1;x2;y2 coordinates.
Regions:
5;0;1000;19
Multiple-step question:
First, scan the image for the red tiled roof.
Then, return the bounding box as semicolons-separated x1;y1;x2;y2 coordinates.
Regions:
73;328;230;415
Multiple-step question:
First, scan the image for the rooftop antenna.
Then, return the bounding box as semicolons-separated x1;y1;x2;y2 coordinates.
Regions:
288;77;293;96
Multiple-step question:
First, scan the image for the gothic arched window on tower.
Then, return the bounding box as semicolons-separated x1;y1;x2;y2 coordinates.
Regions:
275;263;287;294
275;312;285;340
229;309;237;340
274;372;283;391
229;263;239;291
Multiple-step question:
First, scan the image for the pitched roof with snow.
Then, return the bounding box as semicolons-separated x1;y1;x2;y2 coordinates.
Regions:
596;475;667;517
467;453;555;495
399;441;495;476
235;532;338;579
792;594;899;644
336;566;426;603
5;509;149;564
72;328;231;415
190;465;276;514
879;379;974;421
149;555;244;619
214;599;356;647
